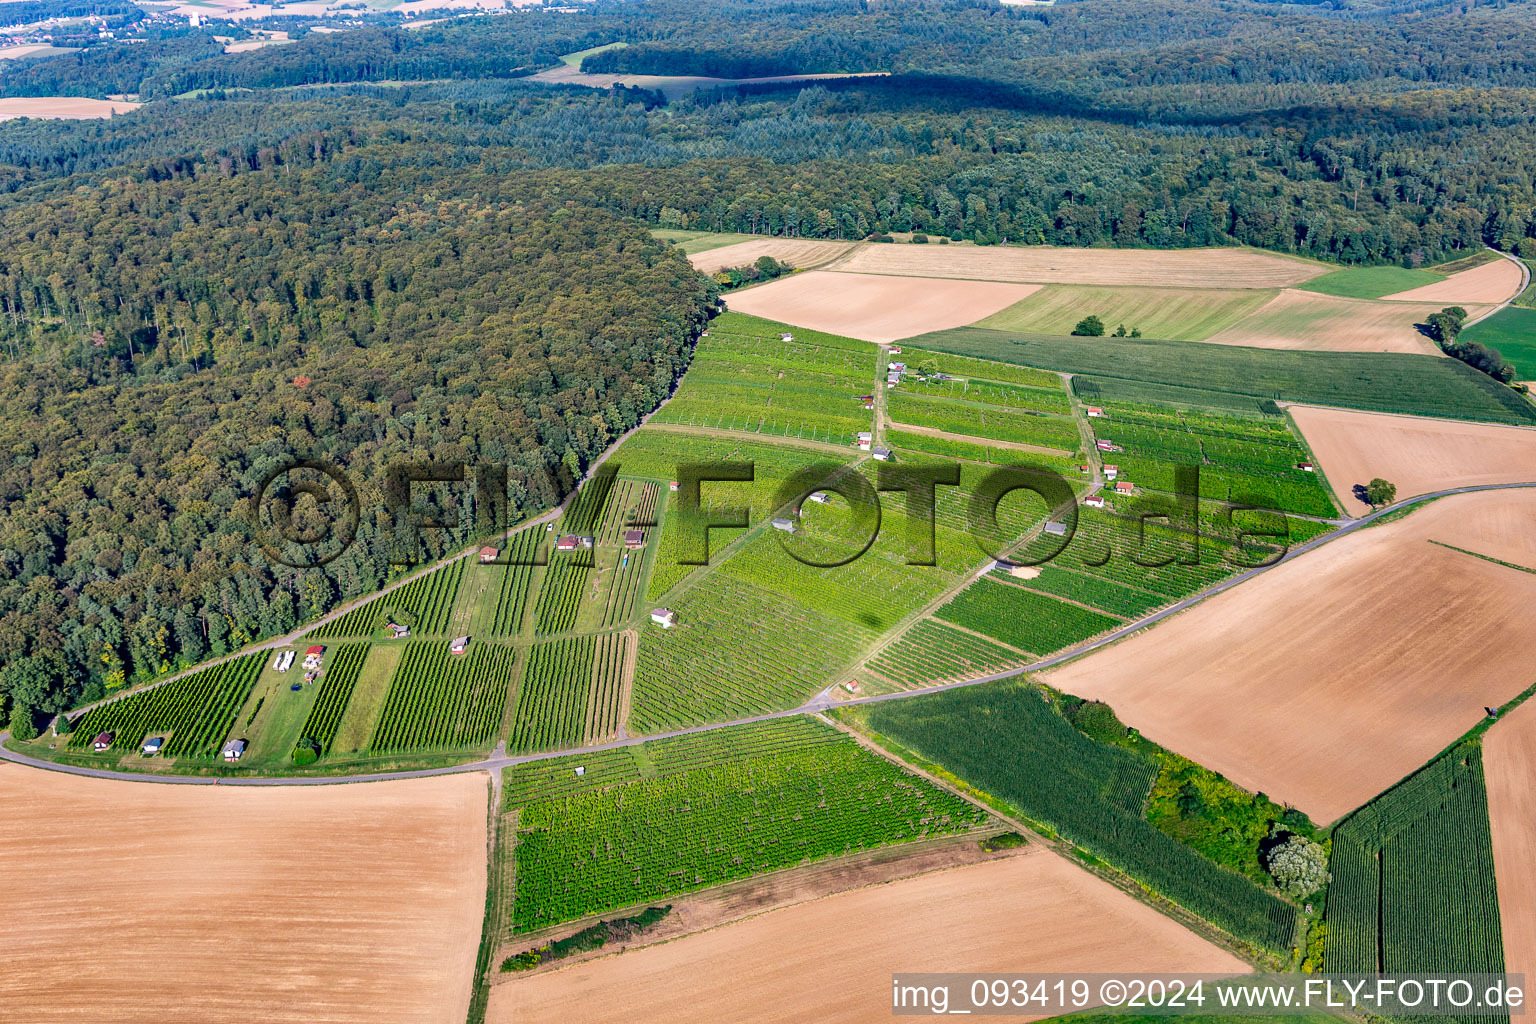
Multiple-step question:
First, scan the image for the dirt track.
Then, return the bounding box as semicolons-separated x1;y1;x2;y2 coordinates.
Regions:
1382;258;1526;304
1484;700;1536;980
1043;489;1536;825
1290;404;1536;515
0;766;487;1023
487;848;1248;1023
726;271;1038;342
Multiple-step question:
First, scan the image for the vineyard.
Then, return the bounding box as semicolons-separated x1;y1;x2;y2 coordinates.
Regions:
489;529;544;637
865;620;1029;691
508;723;988;931
508;637;595;753
69;652;266;759
896;346;1064;390
648;313;876;446
857;682;1299;954
888;390;1081;454
313;558;465;638
597;480;659;544
586;632;627;745
533;558;588;635
297;642;368;754
630;573;870;731
885;428;1083;475
935;577;1123;656
1326;744;1505;985
368;641;514;751
1002;565;1168;619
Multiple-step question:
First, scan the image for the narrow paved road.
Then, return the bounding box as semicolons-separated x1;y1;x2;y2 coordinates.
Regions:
7;479;1533;788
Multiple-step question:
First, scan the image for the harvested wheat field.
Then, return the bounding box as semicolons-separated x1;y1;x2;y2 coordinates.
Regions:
1381;257;1525;304
688;237;857;275
0;97;140;120
975;284;1275;340
833;244;1324;289
488;848;1247;1024
1202;289;1487;353
726;271;1037;342
0;767;487;1024
1484;700;1536;979
1044;489;1536;825
1290;404;1536;516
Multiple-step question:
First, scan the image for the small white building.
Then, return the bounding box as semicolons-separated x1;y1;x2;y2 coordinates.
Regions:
771;517;796;533
669;480;679;492
1086;406;1105;418
142;737;164;756
222;739;247;763
1043;521;1068;536
1114;480;1135;496
780;332;793;341
451;635;472;654
650;608;677;629
1103;465;1119;480
1297;461;1315;472
808;491;832;504
1084;494;1106;508
872;447;892;461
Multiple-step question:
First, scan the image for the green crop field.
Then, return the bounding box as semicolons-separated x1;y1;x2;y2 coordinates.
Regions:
855;682;1299;953
1005;565;1168;618
506;718;988;932
1296;265;1444;299
911;327;1536;425
650;228;756;254
865;619;1028;690
1325;744;1505;986
895;347;1064;389
368;640;514;752
887;389;1082;452
70;652;266;759
935;577;1122;655
975;284;1275;341
509;637;595;753
1462;306;1536;379
297;642;368;754
885;429;1083;474
314;558;466;638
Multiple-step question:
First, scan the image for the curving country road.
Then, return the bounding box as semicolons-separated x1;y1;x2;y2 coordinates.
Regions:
6;479;1534;788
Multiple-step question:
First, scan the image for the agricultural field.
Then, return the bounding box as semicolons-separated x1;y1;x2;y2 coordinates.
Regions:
488;850;1249;1024
864;619;1030;691
935;577;1123;656
0;97;140;120
508;634;627;752
887;388;1081;452
66;653;265;762
0;767;487;1023
651;228;757;254
314;557;465;638
832;243;1324;288
852;681;1299;953
683;237;856;274
1379;255;1525;303
1462;306;1536;379
1297;264;1447;299
912;326;1536;424
488;528;544;637
296;642;369;755
369;641;515;752
1325;745;1504;978
1044;489;1536;824
724;270;1037;343
975;284;1275;341
1484;700;1536;978
505;718;987;932
1289;404;1536;515
886;428;1084;474
1203;289;1474;354
648;312;875;446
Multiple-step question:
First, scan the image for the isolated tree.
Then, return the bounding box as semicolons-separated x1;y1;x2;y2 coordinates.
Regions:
1072;315;1106;337
8;704;36;741
1113;323;1127;337
918;357;939;377
1265;834;1330;898
1365;478;1397;507
1130;326;1142;338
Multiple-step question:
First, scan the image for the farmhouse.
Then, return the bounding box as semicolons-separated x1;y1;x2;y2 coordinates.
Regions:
1114;481;1135;495
872;447;892;461
450;635;471;654
1084;494;1106;508
92;732;113;752
142;737;164;755
1087;406;1105;418
624;529;646;549
651;608;677;628
555;535;578;552
771;517;796;533
222;739;246;762
479;546;499;563
1103;465;1119;480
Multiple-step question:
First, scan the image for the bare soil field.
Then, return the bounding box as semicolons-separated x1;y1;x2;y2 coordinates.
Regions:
1289;404;1536;515
833;244;1324;288
726;271;1038;342
1381;257;1525;304
1484;699;1536;979
0;96;140;120
0;766;487;1024
488;848;1247;1024
1202;289;1485;354
1043;489;1536;825
687;237;856;274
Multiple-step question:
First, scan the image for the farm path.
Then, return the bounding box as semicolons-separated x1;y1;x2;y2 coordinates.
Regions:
13;478;1535;787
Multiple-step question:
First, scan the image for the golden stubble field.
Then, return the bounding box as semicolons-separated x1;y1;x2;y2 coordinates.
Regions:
725;271;1039;342
1203;289;1478;354
487;847;1248;1024
1043;489;1536;825
0;97;140;120
1483;699;1536;980
687;238;857;274
1381;257;1526;304
1289;404;1536;515
0;767;488;1024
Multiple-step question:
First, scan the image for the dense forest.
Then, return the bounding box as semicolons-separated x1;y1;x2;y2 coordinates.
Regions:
2;0;1536;727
